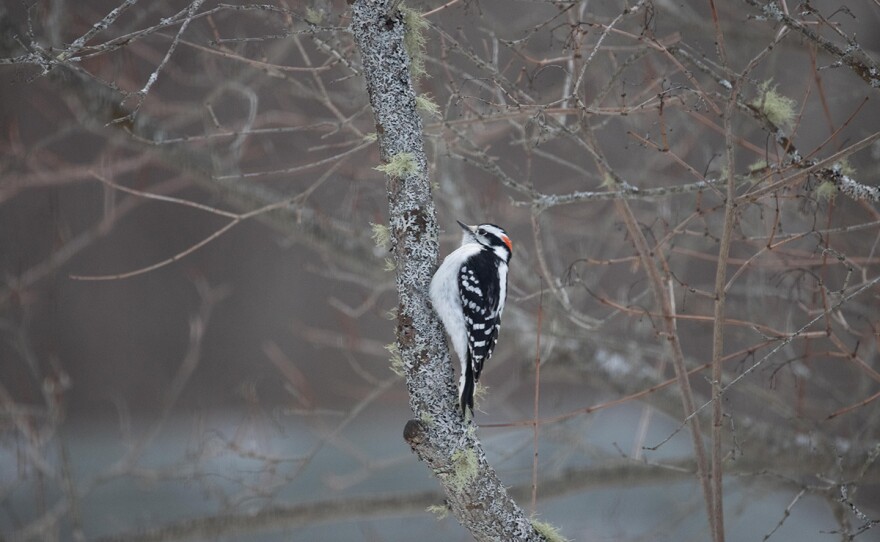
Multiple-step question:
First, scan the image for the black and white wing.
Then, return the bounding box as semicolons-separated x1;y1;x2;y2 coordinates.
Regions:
458;258;504;382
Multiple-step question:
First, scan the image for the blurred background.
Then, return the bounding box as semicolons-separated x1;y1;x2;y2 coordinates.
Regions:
1;1;879;540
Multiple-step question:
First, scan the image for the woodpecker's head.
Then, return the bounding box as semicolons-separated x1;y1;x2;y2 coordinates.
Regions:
457;220;513;262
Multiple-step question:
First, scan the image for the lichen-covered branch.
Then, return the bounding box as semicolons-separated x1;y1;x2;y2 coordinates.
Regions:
670;45;880;204
350;1;547;540
743;0;880;89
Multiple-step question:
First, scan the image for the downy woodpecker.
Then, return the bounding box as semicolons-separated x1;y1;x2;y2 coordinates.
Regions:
429;221;512;416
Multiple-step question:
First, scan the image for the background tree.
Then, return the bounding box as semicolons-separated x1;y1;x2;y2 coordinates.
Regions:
1;1;878;541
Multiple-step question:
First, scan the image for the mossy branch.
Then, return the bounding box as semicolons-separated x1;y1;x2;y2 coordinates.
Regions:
350;1;550;540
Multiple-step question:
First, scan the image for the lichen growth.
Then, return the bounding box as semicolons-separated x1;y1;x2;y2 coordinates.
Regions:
415;94;441;118
816;180;837;201
600;171;616;189
473;382;488;409
426;504;449;519
447;449;478;492
363;132;378;143
747;160;769;184
420;411;434;425
531;519;569;542
835;158;856;176
386;342;405;376
401;6;428;80
304;7;323;25
748;159;768;173
751;80;796;127
375;152;418;177
384;257;397;272
371;222;391;250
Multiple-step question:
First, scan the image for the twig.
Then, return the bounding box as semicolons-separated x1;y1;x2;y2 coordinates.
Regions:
762;488;807;541
531;284;544;515
578;119;717;536
213;139;372;180
99;279;226;477
531;212;600;329
114;0;207;124
741;131;880;202
483;341;776;429
709;73;737;542
827;388;880;420
651;274;880;447
572;1;647;99
422;0;461;17
742;0;880;88
71;155;350;281
57;0;140;62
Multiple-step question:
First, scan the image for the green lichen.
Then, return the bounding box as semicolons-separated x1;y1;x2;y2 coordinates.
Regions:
401;6;428;80
447;449;478;492
465;423;477;438
415;94;441;118
384;257;397;272
371;222;391;251
426;504;449;519
748;159;768;173
816;180;837;201
747;160;769;184
386;342;405;376
751;80;796;127
420;411;434;425
836;158;856;176
473;382;488;409
600;171;616;190
304;7;323;25
363;132;378;143
375;152;418;177
531;519;569;542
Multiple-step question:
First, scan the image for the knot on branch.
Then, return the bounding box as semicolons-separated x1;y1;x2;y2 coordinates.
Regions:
403;418;428;448
397;313;415;346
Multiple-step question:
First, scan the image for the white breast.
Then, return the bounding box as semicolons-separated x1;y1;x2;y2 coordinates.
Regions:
429;243;481;363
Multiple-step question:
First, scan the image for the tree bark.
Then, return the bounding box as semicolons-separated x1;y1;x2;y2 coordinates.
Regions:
350;1;547;540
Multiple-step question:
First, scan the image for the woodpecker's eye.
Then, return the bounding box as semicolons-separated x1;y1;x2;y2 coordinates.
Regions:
477;228;485;235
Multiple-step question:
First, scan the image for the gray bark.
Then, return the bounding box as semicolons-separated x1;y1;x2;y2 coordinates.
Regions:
350;1;547;540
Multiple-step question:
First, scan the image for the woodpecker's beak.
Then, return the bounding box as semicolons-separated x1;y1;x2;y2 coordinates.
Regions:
456;220;475;234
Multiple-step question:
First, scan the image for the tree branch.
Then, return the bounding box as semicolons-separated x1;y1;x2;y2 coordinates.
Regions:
742;0;880;89
350;1;547;540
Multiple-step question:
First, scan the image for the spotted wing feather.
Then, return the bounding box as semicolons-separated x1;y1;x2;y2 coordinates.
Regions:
458;259;502;382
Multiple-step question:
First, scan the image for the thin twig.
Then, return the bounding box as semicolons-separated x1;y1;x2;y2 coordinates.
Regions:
114;0;207;124
579;119;717;536
531;284;544;515
651;274;880;447
762;488;807;541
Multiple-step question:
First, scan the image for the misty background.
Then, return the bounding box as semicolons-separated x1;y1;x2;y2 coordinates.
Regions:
1;1;879;540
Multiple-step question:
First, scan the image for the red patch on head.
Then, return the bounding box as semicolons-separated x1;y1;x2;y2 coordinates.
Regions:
502;235;512;252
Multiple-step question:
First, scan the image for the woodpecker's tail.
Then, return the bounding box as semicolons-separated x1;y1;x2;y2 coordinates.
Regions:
460;355;475;416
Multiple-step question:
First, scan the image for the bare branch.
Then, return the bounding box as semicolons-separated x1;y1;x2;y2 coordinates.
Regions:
743;0;880;89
